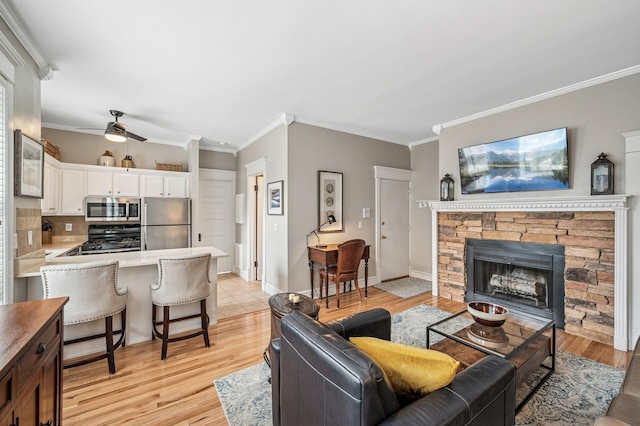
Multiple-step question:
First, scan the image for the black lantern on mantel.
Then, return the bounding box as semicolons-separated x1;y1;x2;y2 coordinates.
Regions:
440;174;454;201
591;152;614;195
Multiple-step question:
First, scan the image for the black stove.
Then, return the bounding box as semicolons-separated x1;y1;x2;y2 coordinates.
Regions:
80;224;141;255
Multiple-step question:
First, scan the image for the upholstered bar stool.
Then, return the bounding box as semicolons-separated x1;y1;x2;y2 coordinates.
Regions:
151;253;212;360
40;260;127;374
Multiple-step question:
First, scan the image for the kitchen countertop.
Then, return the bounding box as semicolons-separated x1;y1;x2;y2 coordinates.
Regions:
18;246;228;278
43;241;82;259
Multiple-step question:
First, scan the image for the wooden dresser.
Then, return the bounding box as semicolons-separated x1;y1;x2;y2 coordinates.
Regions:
0;297;67;426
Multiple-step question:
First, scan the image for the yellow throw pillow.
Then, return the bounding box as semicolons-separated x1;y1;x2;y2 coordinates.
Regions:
350;336;460;396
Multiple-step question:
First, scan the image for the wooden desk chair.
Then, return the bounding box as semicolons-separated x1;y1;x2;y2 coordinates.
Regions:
40;260;127;374
151;253;212;360
319;239;366;308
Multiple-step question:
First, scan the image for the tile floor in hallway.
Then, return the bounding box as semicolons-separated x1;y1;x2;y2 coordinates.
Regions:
216;273;271;318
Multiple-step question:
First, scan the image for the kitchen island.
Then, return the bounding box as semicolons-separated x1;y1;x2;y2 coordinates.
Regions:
19;246;228;360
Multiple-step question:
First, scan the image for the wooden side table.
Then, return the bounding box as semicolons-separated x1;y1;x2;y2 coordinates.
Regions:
268;293;320;341
264;293;320;369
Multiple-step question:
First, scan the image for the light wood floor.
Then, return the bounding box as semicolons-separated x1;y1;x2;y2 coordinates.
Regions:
61;274;632;425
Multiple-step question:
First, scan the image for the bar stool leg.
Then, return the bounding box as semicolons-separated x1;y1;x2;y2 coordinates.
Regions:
201;300;210;348
105;316;116;374
151;303;157;341
161;306;170;360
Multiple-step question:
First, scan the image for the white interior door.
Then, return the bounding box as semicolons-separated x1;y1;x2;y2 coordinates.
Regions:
198;170;235;273
255;175;264;281
380;179;410;281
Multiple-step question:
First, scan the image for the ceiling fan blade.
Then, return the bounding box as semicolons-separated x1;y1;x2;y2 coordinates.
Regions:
126;131;147;142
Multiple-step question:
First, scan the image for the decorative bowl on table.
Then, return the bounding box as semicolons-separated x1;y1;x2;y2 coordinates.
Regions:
467;322;509;349
467;301;509;327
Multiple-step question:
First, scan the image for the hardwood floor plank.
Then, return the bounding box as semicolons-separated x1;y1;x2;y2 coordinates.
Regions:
61;274;631;425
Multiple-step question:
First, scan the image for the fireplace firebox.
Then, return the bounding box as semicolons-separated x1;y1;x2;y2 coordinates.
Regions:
465;239;565;328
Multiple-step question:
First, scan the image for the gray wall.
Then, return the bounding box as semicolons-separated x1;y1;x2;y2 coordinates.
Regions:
41;128;189;171
2;17;42;302
410;140;439;276
287;122;411;294
199;149;236;171
438;73;640;198
235;124;288;290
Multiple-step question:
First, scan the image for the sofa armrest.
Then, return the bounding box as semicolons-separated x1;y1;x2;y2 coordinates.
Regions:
379;356;516;426
594;417;632;426
269;338;281;426
324;308;391;340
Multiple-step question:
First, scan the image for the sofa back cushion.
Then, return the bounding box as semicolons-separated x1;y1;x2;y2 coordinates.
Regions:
280;312;400;426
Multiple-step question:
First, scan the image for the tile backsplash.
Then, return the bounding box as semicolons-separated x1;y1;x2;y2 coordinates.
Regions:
42;215;89;241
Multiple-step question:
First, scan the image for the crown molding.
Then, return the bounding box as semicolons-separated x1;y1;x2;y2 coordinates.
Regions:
0;1;51;76
409;136;438;149
237;113;297;152
294;115;410;146
434;65;640;132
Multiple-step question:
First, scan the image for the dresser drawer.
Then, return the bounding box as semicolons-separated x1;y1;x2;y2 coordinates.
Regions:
17;315;61;390
0;368;13;421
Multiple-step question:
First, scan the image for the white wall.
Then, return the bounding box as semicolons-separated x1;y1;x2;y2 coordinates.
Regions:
625;131;640;345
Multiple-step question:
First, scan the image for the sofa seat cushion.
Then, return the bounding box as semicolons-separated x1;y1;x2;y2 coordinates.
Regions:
600;393;640;426
621;359;640;397
350;336;460;396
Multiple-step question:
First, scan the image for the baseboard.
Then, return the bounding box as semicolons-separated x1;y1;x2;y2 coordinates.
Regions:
410;270;432;281
263;280;285;296
235;266;248;281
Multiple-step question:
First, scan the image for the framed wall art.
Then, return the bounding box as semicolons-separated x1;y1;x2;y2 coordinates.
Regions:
318;170;343;232
267;180;284;215
14;129;44;198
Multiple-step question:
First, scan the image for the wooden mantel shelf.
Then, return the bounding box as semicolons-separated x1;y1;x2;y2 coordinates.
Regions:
418;194;630;211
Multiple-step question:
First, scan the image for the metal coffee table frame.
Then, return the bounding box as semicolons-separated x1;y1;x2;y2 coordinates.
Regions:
427;308;555;414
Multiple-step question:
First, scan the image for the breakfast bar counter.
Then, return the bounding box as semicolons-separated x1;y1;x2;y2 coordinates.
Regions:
20;246;228;360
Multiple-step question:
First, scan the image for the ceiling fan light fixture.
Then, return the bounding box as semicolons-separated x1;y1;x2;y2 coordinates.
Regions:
105;126;127;142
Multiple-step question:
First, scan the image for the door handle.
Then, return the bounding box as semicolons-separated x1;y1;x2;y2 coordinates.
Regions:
382;235;387;239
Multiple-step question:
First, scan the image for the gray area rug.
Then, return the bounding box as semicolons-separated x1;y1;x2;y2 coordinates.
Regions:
373;276;432;298
214;305;624;426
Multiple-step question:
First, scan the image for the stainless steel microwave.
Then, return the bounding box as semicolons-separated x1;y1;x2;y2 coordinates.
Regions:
85;197;141;222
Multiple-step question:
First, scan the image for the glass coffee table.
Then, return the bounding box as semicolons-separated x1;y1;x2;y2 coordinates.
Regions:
427;308;555;413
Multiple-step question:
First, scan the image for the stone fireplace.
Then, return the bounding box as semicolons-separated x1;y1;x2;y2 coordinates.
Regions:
424;195;630;350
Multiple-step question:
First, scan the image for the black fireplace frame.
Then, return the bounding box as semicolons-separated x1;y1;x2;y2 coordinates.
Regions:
465;238;565;328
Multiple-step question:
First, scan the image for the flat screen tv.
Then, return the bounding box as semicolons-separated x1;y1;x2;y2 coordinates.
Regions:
458;127;569;194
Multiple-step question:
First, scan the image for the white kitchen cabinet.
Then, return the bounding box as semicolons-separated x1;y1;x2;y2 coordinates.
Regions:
87;171;139;197
42;162;60;215
60;169;86;215
113;173;140;196
140;174;189;198
87;171;113;196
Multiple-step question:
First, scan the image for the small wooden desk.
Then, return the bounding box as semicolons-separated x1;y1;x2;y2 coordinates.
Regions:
307;244;370;301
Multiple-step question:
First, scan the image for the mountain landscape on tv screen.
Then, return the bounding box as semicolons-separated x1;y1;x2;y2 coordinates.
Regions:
458;128;569;194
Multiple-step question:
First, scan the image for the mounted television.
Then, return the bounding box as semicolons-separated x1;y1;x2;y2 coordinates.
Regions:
458;127;569;194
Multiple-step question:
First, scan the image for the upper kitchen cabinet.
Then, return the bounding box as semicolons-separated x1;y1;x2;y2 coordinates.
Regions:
87;171;140;197
42;158;61;215
60;169;86;215
140;174;189;198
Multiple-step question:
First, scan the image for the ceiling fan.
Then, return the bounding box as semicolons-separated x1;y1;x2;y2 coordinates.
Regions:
104;110;147;142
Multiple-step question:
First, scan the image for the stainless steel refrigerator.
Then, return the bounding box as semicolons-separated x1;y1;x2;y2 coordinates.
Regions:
141;197;191;250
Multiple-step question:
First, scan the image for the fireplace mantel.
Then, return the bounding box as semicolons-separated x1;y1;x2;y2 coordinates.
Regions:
422;194;629;212
419;194;631;350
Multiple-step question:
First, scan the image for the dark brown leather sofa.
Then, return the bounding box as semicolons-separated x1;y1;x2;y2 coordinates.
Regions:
595;336;640;426
269;308;516;426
